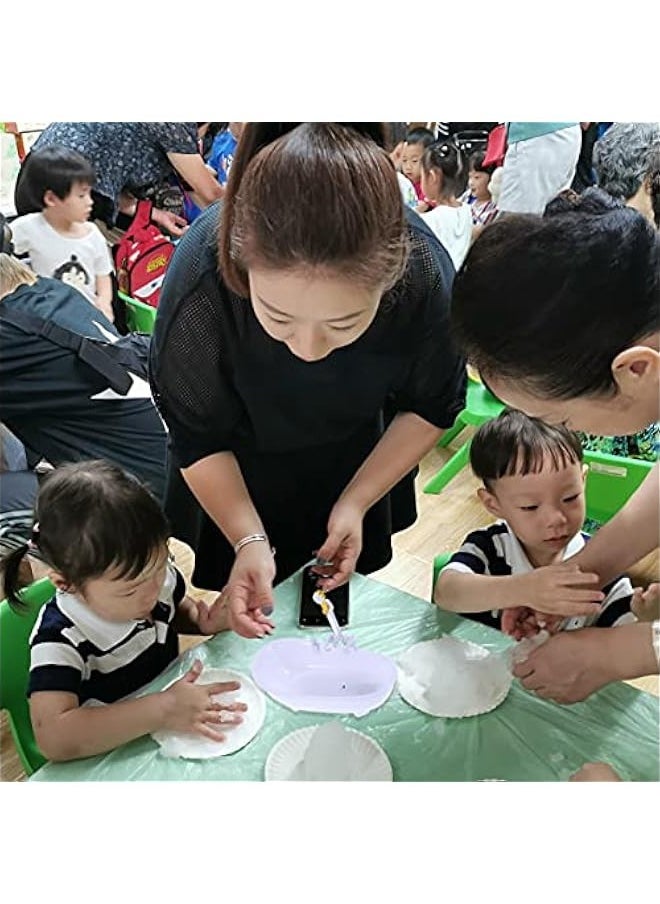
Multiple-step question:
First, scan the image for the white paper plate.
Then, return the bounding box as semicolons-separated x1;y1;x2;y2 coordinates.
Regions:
397;637;512;718
152;668;266;759
265;725;393;781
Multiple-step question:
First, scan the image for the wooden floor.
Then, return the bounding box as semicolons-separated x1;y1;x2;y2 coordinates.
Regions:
2;435;658;781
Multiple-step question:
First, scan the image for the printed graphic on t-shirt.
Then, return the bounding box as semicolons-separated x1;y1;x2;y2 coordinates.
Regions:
52;255;92;292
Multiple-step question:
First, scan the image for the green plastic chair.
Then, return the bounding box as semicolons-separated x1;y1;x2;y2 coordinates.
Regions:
431;552;453;601
0;577;55;775
583;449;653;526
119;291;158;334
424;377;505;494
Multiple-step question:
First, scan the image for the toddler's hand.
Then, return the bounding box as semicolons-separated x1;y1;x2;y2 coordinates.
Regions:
516;563;604;617
502;607;563;640
196;595;231;635
160;659;247;741
631;582;660;622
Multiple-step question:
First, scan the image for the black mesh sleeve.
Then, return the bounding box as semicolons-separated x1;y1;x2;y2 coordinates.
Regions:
150;205;246;467
391;215;467;428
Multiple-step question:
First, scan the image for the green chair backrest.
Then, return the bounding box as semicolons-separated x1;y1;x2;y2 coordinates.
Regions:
462;378;506;426
431;552;453;601
0;577;55;774
584;450;653;526
119;291;158;334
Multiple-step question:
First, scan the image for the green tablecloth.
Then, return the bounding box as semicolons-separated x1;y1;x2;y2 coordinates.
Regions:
30;571;660;782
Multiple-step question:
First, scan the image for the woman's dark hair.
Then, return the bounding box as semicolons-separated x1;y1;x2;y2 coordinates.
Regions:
421;141;468;198
647;147;660;229
468;151;496;177
219;123;408;297
451;190;660;400
1;460;169;611
14;145;96;215
470;409;583;492
405;127;436;148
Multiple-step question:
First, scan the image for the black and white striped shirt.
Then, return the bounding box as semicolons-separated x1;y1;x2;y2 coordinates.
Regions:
444;521;634;632
28;563;186;705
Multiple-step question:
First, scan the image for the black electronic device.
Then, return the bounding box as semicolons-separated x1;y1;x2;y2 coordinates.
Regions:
298;564;350;628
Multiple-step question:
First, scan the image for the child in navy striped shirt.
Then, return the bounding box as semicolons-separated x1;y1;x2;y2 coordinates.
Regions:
2;460;249;762
434;410;635;638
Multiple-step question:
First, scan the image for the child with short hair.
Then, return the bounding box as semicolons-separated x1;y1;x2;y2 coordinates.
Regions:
434;410;635;637
400;127;436;201
419;141;473;271
9;145;115;322
465;151;498;233
2;460;251;762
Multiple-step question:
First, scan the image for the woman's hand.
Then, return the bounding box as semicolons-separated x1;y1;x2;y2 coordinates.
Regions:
511;628;613;703
570;762;622;782
151;206;189;237
631;582;660;622
225;542;276;639
315;499;364;591
160;659;246;740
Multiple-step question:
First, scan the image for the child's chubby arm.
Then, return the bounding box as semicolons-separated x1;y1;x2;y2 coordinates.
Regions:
30;660;245;762
434;562;604;617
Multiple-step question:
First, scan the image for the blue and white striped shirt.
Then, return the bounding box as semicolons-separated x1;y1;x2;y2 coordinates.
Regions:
444;521;634;632
28;563;186;705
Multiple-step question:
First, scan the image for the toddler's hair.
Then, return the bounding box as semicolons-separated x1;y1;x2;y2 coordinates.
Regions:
1;460;170;611
404;127;436;149
0;252;37;298
422;141;468;198
14;145;96;215
468;150;496;177
470;409;583;492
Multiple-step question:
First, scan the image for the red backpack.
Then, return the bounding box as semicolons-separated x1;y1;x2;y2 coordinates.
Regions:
114;200;175;308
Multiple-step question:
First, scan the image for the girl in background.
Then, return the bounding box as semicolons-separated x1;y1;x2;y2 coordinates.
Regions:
419;141;472;271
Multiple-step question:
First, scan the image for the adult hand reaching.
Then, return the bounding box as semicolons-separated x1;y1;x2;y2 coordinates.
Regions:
225;542;276;639
512;628;614;703
315;499;364;592
151;206;189;237
570;762;622;781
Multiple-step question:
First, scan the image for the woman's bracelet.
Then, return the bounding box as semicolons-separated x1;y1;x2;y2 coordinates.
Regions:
233;533;275;556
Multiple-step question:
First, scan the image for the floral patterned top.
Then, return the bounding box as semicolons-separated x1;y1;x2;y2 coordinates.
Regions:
578;423;659;463
33;122;199;222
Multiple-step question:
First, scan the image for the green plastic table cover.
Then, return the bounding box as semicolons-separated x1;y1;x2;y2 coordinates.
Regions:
29;571;660;782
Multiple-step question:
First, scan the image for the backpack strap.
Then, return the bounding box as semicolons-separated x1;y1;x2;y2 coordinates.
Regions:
0;307;133;395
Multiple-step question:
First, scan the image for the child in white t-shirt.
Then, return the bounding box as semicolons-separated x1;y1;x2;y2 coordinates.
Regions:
419;141;473;271
10;146;115;322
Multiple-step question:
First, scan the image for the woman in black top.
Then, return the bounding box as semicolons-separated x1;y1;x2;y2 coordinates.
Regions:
151;123;466;638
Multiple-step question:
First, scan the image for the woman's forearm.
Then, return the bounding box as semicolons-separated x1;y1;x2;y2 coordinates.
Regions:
571;463;659;585
181;451;266;546
338;412;441;513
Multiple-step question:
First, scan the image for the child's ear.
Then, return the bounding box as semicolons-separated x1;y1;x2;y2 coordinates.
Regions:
477;486;502;518
581;463;588;483
43;189;58;209
47;569;72;592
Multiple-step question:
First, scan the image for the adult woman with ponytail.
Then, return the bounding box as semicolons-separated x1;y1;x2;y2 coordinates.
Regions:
151;122;466;639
